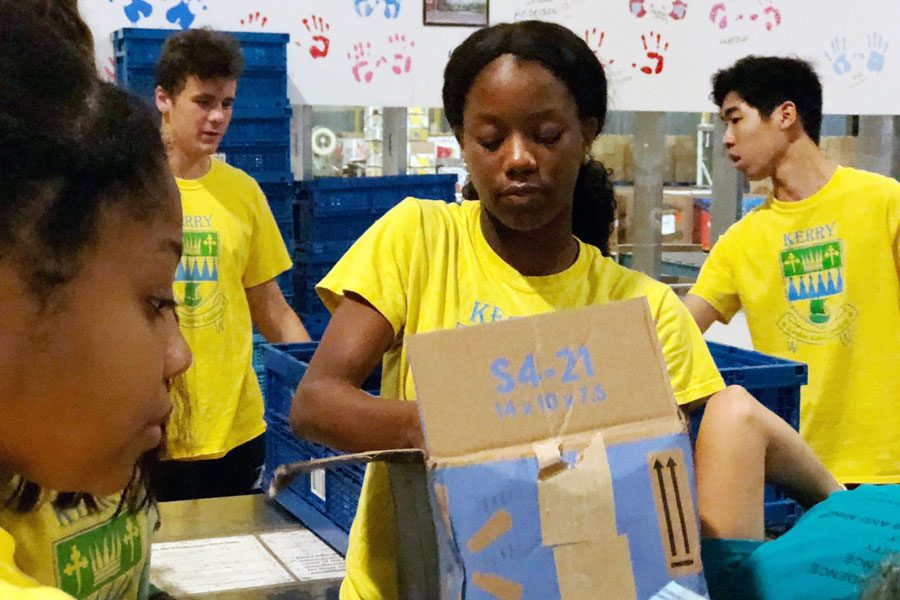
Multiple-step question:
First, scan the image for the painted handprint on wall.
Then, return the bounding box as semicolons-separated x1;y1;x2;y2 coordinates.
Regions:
824;33;889;87
347;42;376;83
100;57;117;83
166;0;207;30
633;31;669;75
110;0;154;25
583;28;616;67
865;33;888;73
347;34;417;84
376;34;415;74
240;12;268;28
353;0;401;19
708;0;781;34
296;15;331;59
629;0;687;22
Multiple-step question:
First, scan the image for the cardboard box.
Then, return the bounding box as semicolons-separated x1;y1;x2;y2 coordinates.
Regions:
591;135;631;182
820;135;857;167
614;187;696;244
274;300;706;599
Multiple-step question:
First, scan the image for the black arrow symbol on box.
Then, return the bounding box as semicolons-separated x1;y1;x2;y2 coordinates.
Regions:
653;459;677;556
667;457;691;555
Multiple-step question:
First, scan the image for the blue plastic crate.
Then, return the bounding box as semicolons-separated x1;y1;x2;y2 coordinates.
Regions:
223;106;292;146
112;28;289;107
259;342;381;551
696;342;808;531
113;29;288;69
275;218;293;247
295;239;356;264
293;175;456;249
259;342;380;419
292;277;327;315
300;312;330;340
218;144;291;183
261;182;294;223
252;333;267;396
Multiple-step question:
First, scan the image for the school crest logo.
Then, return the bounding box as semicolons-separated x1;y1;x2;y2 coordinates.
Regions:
54;512;143;598
174;230;228;330
777;236;857;348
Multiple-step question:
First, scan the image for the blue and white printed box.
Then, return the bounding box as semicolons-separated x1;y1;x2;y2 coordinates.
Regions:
272;298;709;599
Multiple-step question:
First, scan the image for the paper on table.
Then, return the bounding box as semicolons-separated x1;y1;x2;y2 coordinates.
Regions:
259;530;346;581
151;535;295;595
650;581;709;600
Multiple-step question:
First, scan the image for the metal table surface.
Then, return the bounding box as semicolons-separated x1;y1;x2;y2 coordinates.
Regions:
152;494;341;599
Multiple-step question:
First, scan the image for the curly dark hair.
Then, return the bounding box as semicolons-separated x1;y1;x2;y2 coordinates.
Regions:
0;1;178;514
443;20;616;255
712;55;823;145
155;28;245;95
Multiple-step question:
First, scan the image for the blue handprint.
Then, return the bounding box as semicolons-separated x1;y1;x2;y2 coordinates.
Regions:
383;0;401;19
353;0;375;17
825;37;852;76
865;33;888;73
166;0;206;30
114;0;153;24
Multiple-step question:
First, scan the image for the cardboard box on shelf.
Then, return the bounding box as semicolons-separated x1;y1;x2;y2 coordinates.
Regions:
669;135;696;184
820;135;857;167
591;135;631;182
614;187;696;245
272;300;706;599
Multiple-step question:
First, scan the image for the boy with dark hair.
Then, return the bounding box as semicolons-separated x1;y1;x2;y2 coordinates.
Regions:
152;28;310;501
685;55;900;487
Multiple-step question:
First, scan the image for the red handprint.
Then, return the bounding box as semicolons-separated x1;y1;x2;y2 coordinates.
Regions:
583;27;615;66
240;11;267;27
633;31;669;75
298;15;331;59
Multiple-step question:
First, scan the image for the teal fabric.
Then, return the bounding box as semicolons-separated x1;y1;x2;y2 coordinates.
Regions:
701;485;900;600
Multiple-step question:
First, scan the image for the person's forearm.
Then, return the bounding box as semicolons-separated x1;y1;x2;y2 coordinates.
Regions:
291;377;422;453
259;304;311;343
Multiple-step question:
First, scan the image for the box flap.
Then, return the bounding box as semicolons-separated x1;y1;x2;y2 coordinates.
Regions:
267;448;424;495
406;298;679;460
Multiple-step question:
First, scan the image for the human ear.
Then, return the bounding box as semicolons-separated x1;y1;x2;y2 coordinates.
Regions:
775;101;798;131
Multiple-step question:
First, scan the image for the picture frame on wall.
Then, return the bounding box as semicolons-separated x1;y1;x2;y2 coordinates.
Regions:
423;0;489;27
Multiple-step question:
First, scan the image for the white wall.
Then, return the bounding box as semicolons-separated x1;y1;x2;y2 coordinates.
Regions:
81;0;900;114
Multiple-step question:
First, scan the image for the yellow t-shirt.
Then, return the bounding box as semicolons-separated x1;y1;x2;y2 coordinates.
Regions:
0;495;152;600
317;198;725;600
168;158;293;460
1;526;73;599
690;166;900;484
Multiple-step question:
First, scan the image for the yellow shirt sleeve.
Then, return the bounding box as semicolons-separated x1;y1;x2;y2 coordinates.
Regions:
653;287;726;405
689;228;743;323
242;182;293;288
317;198;422;334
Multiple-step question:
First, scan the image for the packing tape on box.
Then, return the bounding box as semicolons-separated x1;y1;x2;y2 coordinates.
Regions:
537;433;637;600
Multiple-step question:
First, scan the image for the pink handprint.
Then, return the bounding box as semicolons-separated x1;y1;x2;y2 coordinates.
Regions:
347;42;375;83
583;28;615;66
297;15;331;59
633;31;669;75
101;57;116;83
379;34;415;75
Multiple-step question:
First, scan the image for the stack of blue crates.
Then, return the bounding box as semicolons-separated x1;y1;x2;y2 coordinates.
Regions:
113;28;295;303
259;340;806;555
259;342;381;555
292;174;458;339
